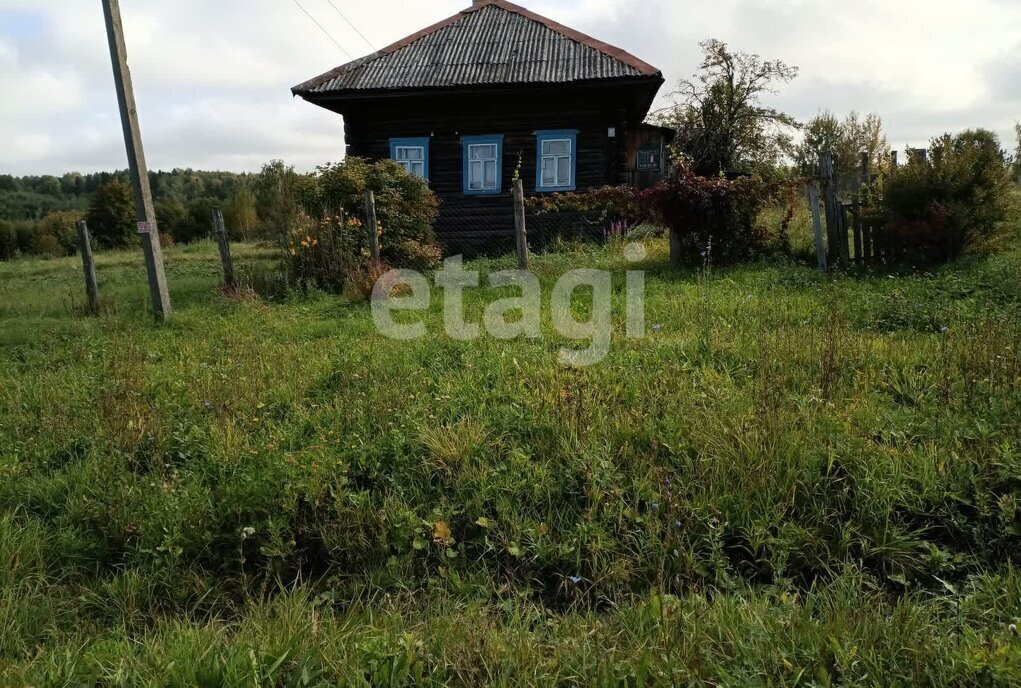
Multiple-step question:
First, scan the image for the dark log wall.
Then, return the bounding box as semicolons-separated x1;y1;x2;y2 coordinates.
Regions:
335;83;647;248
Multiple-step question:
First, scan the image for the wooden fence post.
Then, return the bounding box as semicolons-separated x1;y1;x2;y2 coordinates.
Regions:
512;179;529;270
364;190;380;263
76;220;100;314
211;207;236;290
807;182;827;272
819;151;847;268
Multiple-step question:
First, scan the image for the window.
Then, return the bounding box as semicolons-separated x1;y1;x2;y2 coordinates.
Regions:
462;135;503;195
637;146;662;171
390;137;429;180
536;129;578;192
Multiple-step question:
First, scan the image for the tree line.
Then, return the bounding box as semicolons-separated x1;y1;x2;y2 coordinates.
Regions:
0;169;262;259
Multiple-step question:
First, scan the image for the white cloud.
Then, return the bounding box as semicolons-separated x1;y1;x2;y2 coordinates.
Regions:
0;0;1018;175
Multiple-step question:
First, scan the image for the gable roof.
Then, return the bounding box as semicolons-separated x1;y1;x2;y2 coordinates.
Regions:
292;0;662;98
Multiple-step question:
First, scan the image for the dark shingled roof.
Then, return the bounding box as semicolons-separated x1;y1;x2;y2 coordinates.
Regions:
292;0;662;98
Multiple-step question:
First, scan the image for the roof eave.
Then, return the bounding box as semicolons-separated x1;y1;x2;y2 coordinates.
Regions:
294;74;664;114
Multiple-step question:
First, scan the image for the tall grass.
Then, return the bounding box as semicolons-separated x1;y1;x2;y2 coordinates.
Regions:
1;236;1020;684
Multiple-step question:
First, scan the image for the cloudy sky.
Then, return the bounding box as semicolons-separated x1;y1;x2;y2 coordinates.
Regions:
1;0;1018;176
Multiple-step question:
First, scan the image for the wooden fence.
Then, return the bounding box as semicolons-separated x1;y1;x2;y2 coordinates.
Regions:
809;149;914;270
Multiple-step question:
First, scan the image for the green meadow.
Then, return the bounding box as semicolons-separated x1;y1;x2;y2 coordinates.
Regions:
1;232;1020;685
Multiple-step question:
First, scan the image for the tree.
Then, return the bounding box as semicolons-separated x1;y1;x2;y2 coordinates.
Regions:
224;186;258;240
796;111;889;191
167;197;217;244
254;160;304;238
657;39;799;177
86;179;136;249
1013;122;1020;181
155;197;188;243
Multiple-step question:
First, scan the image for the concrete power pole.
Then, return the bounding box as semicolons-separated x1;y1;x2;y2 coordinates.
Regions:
102;0;172;321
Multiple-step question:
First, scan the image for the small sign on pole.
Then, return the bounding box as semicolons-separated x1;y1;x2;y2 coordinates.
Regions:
137;221;156;235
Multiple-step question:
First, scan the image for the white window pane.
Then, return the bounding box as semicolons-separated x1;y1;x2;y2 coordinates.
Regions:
399;161;412;174
400;147;423;161
473;144;496;161
411;162;425;177
557;156;570;185
484;160;497;188
470;160;483;189
543;139;570;156
542;158;556;186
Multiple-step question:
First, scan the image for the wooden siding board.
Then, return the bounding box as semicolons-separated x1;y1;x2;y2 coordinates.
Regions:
339;87;642;245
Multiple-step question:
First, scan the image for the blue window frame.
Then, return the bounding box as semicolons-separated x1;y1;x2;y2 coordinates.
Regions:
535;129;578;192
462;135;504;195
390;137;429;180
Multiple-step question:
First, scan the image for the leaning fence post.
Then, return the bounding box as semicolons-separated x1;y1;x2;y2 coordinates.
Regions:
512;179;529;270
807;182;827;272
819;151;846;268
76;220;100;314
211;207;236;290
364;190;380;263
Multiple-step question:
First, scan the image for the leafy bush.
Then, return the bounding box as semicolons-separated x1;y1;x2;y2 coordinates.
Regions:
882;130;1013;260
261;158;441;294
302;158;440;269
526;185;645;228
643;164;795;265
280;213;364;293
36;211;82;257
526;186;657;245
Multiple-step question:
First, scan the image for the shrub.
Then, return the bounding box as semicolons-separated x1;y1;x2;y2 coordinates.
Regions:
642;164;794;265
526;185;651;245
281;213;364;293
882;130;1013;260
526;185;645;227
36;211;82;257
86;179;136;249
302;158;440;267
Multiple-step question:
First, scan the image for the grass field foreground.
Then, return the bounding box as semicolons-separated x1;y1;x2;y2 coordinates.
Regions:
1;232;1020;685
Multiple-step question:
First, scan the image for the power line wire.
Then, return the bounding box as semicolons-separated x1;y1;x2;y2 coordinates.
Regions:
323;0;377;52
292;0;353;60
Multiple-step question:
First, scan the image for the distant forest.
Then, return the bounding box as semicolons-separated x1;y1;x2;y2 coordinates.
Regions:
0;170;255;222
0;169;268;259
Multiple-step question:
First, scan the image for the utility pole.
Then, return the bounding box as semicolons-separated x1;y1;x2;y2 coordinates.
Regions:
102;0;171;321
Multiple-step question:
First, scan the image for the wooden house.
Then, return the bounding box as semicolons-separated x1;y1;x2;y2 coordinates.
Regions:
293;0;667;248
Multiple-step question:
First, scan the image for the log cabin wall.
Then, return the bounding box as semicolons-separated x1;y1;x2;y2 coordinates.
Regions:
336;84;646;248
